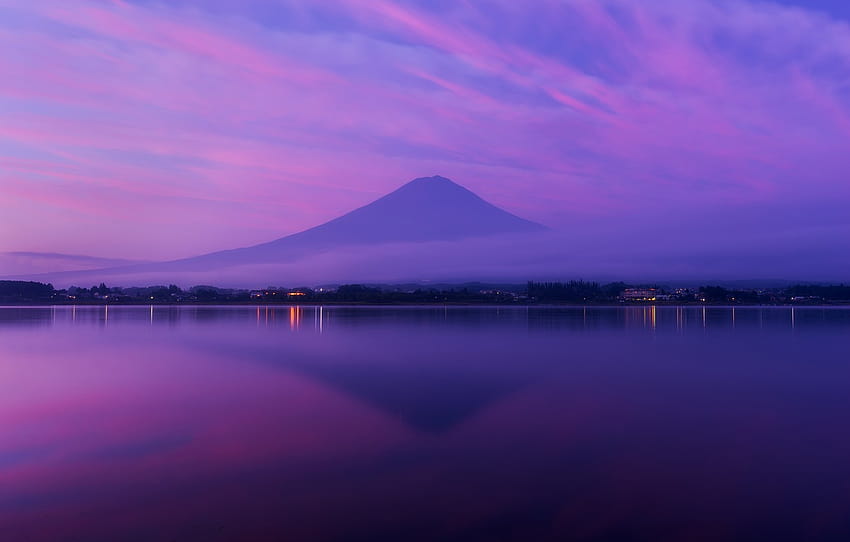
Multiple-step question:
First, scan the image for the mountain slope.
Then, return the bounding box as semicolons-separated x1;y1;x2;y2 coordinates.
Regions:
0;252;145;276
280;175;545;244
162;175;546;270
6;176;547;283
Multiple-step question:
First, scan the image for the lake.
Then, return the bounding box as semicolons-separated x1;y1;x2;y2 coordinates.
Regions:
1;305;849;541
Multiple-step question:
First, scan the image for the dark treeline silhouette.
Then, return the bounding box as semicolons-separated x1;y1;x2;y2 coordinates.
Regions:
529;281;597;302
285;285;521;304
254;284;521;304
3;280;850;305
698;286;762;303
1;281;524;304
0;281;55;302
786;284;850;301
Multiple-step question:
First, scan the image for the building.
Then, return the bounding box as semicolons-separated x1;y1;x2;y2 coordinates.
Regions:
620;288;658;302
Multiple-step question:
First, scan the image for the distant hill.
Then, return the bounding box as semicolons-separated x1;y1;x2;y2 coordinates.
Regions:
0;252;145;276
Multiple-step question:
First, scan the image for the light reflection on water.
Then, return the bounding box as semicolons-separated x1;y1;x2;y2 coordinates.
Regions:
0;305;849;541
4;304;849;332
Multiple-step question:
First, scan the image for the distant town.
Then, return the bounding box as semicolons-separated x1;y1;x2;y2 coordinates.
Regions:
1;280;849;305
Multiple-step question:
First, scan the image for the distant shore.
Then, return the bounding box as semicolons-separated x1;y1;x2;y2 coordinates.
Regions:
2;279;849;306
3;301;850;308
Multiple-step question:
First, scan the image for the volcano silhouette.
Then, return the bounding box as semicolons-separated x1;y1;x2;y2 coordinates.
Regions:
11;176;547;282
158;175;546;270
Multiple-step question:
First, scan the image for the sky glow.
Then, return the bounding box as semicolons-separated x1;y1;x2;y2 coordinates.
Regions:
1;0;849;262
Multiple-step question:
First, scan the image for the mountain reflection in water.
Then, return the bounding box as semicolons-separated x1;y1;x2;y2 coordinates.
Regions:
0;305;849;542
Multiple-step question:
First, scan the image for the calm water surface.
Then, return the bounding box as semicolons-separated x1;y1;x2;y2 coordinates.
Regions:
1;305;849;541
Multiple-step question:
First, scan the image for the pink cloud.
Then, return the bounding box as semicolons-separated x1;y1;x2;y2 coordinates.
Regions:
0;0;848;259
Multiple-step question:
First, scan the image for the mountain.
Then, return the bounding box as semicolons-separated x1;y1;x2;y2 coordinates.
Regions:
170;175;546;270
7;176;548;285
281;174;544;244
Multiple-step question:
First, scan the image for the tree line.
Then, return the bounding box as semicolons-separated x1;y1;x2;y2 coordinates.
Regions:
3;279;850;304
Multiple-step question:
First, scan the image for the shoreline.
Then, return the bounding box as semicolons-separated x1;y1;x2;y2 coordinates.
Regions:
3;302;850;308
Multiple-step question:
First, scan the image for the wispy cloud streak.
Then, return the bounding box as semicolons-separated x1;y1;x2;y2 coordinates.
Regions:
0;0;848;259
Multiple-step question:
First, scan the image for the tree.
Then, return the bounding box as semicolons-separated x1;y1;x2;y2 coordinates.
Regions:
527;281;603;302
0;281;55;300
699;286;729;302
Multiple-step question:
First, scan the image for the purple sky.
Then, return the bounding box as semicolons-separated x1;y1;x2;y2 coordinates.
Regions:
1;0;850;262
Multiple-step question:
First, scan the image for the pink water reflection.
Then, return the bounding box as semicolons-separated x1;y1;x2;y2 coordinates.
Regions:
0;306;849;541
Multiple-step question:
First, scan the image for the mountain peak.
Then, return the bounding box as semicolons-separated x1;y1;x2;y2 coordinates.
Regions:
408;175;455;184
396;175;470;195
